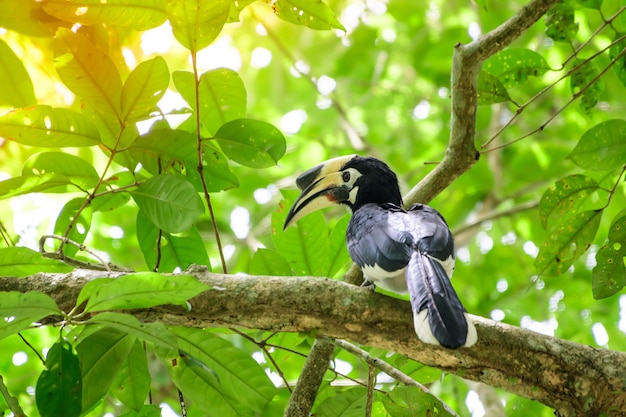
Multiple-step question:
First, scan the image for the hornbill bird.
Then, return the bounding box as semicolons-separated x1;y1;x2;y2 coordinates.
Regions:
283;155;477;349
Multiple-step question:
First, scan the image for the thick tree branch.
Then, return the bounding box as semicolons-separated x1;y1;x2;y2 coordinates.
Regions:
2;270;624;417
404;0;559;205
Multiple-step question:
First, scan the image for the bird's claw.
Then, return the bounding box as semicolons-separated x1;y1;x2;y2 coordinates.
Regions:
360;279;376;292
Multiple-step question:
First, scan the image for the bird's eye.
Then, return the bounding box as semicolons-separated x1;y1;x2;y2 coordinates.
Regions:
342;171;351;182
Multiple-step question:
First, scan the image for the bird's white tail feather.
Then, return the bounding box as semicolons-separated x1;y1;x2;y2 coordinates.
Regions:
414;309;478;347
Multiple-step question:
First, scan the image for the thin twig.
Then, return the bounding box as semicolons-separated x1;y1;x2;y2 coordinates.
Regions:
0;375;25;417
39;235;112;271
17;332;46;366
453;201;539;236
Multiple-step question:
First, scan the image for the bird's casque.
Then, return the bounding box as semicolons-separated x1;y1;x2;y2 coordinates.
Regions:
284;155;477;349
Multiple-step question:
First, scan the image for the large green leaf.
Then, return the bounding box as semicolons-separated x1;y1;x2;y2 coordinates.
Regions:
477;70;512;105
539;175;600;229
0;0;68;37
128;129;196;175
130;174;204;233
184;142;239;192
43;0;167;31
483;48;551;88
610;34;626;88
111;339;151;411
121;57;169;122
23;152;99;189
592;211;626;299
136;211;212;272
0;39;36;107
76;327;136;411
568;119;626;171
36;340;82;417
53;198;93;257
87;312;179;349
545;0;578;43
173;69;247;135
249;248;293;276
214;119;286;168
155;327;277;414
327;214;351;277
166;0;230;52
80;272;209;313
535;210;603;276
0;291;62;341
273;0;345;31
381;386;455;417
0;247;72;277
314;387;368;417
54;28;123;117
0;105;100;147
570;58;603;114
272;198;330;276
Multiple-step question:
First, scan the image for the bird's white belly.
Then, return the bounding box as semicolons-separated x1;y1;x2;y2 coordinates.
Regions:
361;264;408;293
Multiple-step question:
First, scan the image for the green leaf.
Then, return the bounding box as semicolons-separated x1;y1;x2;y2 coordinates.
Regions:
173;69;247;135
273;0;345;31
76;327;136;411
592;211;626;299
577;0;602;9
250;248;293;276
228;0;256;22
137;211;212;272
128;129;196;175
0;0;67;37
155;327;277;414
314;387;368;417
0;174;81;199
185;142;239;192
118;405;162;417
166;0;230;52
327;215;351;277
43;0;167;31
54;28;123;117
23;152;99;189
81;272;209;313
610;34;626;88
570;58;603;114
381;386;455;417
54;198;93;257
111;339;151;411
0;291;62;341
0;39;36;107
0;247;72;277
0;105;101;147
483;48;551;88
477;70;512;105
130;174;204;233
539;175;600;228
36;340;82;417
545;0;578;43
535;210;603;276
214;119;286;168
121;56;169;122
568;119;626;171
272;198;330;276
87;312;179;349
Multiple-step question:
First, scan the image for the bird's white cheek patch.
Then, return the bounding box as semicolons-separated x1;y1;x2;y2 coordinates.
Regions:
348;186;359;204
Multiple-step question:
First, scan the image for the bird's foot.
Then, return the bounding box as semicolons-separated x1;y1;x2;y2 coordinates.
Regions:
360;279;376;292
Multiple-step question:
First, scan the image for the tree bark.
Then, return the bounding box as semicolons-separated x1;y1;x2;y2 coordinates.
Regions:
2;269;624;416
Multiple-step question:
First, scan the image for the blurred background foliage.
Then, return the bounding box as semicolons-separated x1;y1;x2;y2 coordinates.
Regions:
0;0;626;416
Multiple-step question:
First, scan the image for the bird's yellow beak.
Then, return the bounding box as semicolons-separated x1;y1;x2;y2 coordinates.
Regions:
283;155;356;230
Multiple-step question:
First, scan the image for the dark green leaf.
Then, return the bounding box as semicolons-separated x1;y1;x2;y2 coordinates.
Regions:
214;118;286;168
128;129;196;175
80;272;209;312
570;58;603;114
327;214;351;277
609;34;626;88
483;48;551;88
118;405;162;417
539;175;600;228
130;174;204;233
54;28;123;117
0;39;36;107
155;327;277;414
568;119;626;171
592;211;626;299
111;339;151;411
54;198;93;257
166;0;230;52
22;152;99;189
250;248;293;276
314;387;368;417
0;105;100;147
381;386;455;417
0;291;62;341
87;312;179;349
477;71;512;105
0;247;72;277
36;340;82;417
545;0;578;42
273;0;345;31
121;56;170;122
43;0;167;31
185;142;239;192
76;327;135;410
535;210;603;276
577;0;602;9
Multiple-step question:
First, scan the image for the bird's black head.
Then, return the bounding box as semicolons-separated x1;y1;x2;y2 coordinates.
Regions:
283;155;403;229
